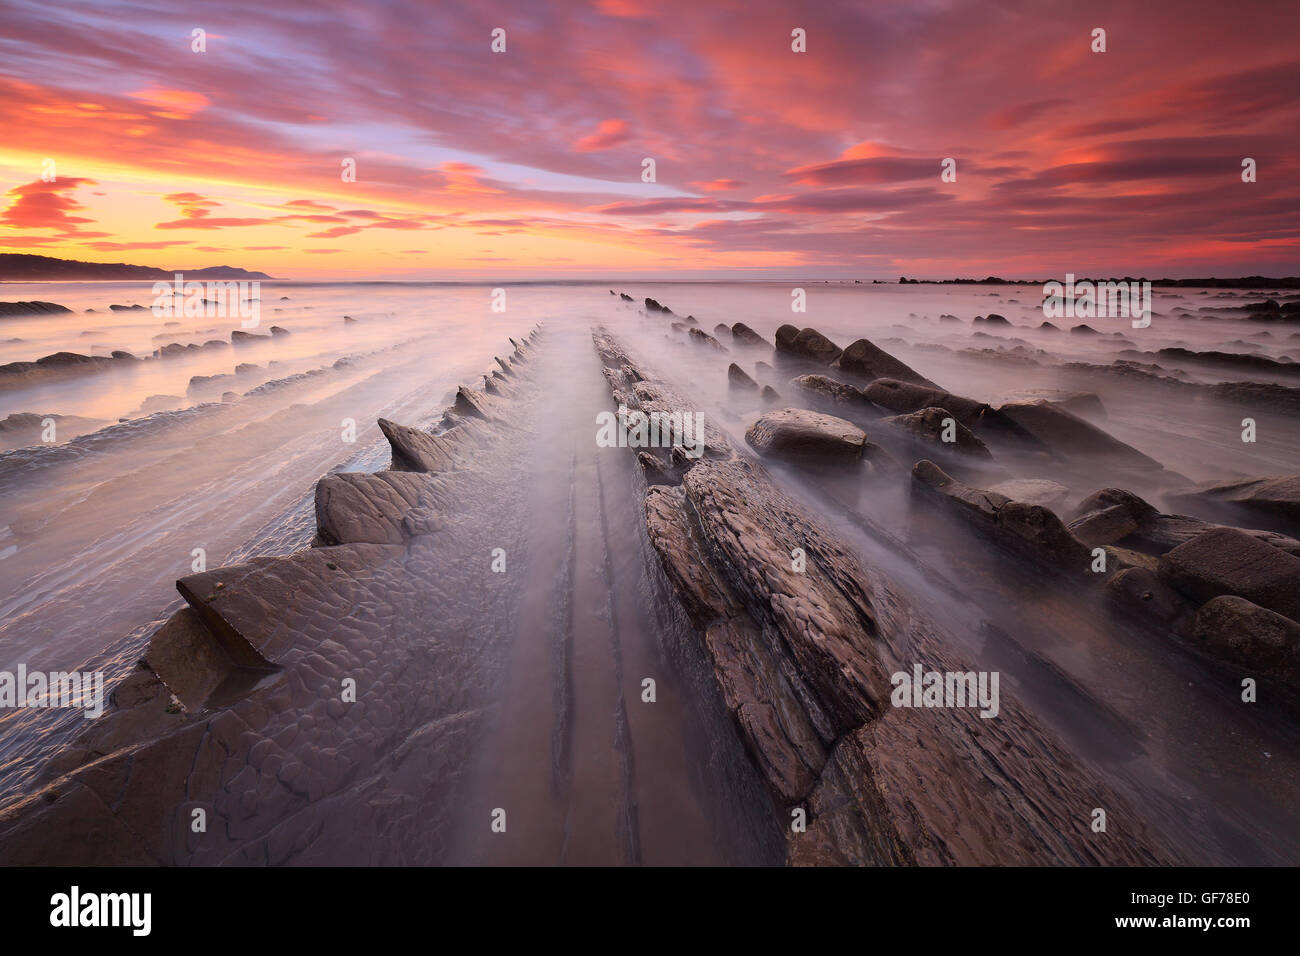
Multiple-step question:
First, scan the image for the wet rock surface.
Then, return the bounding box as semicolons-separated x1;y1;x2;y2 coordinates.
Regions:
911;460;1091;574
864;378;990;427
0;331;556;865
833;338;938;386
1166;475;1300;535
1158;527;1300;623
786;373;874;413
745;407;868;467
595;330;1173;866
883;406;991;459
775;326;843;363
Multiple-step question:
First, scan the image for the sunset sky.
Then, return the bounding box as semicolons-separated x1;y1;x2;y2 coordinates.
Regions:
1;0;1297;279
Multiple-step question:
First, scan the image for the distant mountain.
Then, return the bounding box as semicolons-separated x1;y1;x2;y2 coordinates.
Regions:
0;254;273;281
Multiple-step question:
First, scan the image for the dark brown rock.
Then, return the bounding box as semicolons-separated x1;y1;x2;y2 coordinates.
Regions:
787;374;871;411
1104;566;1196;632
1166;476;1300;533
864;379;988;427
784;328;843;363
774;324;800;351
911;460;1091;573
1159;527;1300;622
1191;596;1300;688
883;406;991;458
731;322;771;347
0;300;73;317
994;400;1162;470
728;363;758;391
832;338;938;386
745;408;867;467
688;326;727;350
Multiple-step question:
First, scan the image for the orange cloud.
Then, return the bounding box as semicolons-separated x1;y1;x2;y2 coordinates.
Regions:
128;88;211;119
0;178;99;234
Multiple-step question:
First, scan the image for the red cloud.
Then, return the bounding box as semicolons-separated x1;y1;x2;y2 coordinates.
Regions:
574;119;631;153
0;178;99;233
690;179;743;192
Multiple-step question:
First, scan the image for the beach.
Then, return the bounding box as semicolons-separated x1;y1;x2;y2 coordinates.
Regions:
0;280;1297;864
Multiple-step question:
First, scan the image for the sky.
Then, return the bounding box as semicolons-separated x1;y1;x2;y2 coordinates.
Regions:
1;0;1297;280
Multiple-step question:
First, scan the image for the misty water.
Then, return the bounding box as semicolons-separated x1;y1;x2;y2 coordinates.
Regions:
1;279;1298;863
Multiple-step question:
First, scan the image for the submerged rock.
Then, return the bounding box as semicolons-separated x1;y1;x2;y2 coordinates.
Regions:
1192;596;1300;690
378;419;467;472
688;326;726;350
1070;487;1300;555
596;330;1168;865
314;470;448;545
0;327;546;866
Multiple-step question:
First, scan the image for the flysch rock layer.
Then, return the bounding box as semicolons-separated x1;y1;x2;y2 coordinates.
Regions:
0;328;546;865
592;328;1174;866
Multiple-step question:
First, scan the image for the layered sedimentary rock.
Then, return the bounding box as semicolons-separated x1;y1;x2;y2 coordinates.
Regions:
730;322;771;347
911;460;1092;574
774;325;843;363
745;407;868;467
991;400;1163;472
0;300;74;317
864;379;989;427
883;406;991;459
0;329;546;865
833;338;938;387
786;374;875;413
1070;487;1300;556
1166;475;1300;534
594;329;1172;865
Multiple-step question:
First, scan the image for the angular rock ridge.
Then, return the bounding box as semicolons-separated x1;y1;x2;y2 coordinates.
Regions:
1070;487;1300;556
911;460;1093;575
0;326;547;865
865;379;990;427
1105;523;1300;696
883;406;991;459
833;338;938;387
1166;475;1300;535
730;322;771;347
594;329;1170;866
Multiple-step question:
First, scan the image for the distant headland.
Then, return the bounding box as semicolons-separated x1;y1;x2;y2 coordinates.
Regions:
0;254;273;282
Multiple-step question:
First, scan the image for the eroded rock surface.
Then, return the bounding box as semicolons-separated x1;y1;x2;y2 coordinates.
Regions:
0;329;548;865
833;338;938;387
746;407;868;468
595;329;1173;866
